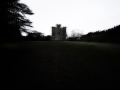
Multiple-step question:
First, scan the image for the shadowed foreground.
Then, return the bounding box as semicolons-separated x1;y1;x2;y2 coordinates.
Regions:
1;41;120;89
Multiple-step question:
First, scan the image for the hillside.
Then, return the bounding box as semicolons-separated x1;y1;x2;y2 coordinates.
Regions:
1;41;120;89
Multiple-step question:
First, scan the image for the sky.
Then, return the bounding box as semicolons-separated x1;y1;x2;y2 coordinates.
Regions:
20;0;120;36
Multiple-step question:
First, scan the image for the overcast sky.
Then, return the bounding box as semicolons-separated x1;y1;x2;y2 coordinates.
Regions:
21;0;120;36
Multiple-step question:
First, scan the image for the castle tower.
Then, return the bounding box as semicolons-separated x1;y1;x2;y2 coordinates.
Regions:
52;24;66;40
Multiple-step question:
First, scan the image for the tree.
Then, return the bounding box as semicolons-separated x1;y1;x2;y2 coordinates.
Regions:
68;30;83;41
0;0;34;42
80;25;120;43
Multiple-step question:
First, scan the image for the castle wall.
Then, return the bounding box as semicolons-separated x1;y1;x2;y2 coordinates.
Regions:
52;24;66;40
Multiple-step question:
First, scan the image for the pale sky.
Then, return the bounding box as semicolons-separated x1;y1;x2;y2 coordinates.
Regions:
21;0;120;36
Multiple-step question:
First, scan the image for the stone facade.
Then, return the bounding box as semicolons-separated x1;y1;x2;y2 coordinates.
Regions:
52;24;66;40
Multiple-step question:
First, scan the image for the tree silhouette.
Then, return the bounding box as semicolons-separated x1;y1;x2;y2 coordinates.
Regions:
67;31;83;41
80;25;120;43
0;0;33;42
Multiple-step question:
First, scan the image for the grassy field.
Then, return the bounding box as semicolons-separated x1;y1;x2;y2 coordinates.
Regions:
1;41;120;89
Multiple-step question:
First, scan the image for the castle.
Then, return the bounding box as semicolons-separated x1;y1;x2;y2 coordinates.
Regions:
52;24;67;40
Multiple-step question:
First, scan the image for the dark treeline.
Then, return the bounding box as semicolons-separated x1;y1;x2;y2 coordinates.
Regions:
0;0;33;43
80;25;120;43
67;37;80;41
21;32;51;41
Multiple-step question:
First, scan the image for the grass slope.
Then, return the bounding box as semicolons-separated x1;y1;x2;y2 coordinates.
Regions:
1;41;120;89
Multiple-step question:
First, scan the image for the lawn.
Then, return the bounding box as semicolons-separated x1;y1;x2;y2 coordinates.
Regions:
1;41;120;89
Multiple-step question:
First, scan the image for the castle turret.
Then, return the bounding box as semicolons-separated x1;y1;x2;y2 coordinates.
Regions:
57;24;61;28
